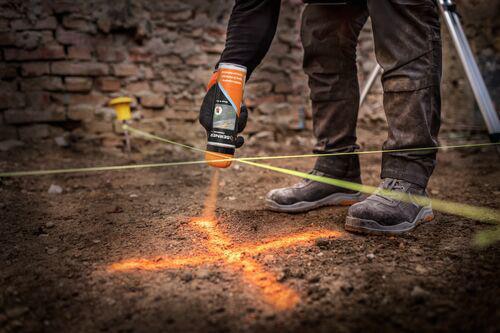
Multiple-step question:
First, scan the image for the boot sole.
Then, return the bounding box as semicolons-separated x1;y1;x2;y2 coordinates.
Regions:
265;192;364;214
345;206;434;235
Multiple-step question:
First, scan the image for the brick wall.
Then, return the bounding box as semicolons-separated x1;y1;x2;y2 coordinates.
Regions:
0;0;309;145
0;0;497;145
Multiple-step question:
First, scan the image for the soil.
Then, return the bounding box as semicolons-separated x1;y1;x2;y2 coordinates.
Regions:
0;129;499;333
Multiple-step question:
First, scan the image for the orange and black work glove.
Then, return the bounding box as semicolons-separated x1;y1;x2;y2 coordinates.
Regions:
199;70;248;150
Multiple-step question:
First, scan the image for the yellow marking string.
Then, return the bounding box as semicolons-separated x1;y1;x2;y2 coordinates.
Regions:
125;125;498;161
128;125;500;224
1;125;495;178
0;160;212;178
239;160;499;224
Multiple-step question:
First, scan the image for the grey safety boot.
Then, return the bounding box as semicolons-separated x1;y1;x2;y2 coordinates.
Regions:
265;170;363;213
345;178;434;235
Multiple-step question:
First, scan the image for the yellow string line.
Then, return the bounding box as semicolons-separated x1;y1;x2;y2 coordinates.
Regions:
127;125;500;224
0;125;497;178
0;160;211;178
125;125;499;161
239;160;499;224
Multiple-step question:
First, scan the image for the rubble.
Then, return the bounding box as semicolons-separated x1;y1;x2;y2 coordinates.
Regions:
0;140;24;152
48;184;63;194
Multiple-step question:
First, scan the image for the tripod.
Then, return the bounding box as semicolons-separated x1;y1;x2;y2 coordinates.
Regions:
359;0;500;144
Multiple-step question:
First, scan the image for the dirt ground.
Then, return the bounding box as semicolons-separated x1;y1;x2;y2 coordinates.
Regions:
0;128;499;333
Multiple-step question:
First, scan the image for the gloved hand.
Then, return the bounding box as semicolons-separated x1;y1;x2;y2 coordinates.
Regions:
199;70;248;148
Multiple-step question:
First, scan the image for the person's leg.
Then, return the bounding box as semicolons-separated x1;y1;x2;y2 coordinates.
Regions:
369;0;442;187
265;3;369;213
346;0;441;234
302;2;368;174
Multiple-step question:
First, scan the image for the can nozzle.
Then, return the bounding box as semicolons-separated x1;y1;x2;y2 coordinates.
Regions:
205;151;233;168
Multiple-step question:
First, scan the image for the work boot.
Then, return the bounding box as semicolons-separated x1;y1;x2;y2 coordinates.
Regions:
265;170;363;213
345;178;434;235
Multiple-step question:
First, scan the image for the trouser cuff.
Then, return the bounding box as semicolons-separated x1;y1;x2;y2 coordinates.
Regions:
381;154;435;188
314;151;361;180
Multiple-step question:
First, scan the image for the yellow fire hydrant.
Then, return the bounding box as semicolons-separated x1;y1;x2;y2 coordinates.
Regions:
109;97;133;153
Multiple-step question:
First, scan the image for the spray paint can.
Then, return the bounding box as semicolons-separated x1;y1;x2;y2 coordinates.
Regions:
205;63;247;168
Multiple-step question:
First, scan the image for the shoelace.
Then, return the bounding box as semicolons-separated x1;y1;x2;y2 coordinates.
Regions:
374;178;407;201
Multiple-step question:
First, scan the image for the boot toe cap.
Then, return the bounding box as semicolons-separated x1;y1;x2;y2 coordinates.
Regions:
266;188;298;206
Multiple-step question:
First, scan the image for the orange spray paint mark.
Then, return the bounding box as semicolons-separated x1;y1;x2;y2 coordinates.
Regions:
109;170;344;311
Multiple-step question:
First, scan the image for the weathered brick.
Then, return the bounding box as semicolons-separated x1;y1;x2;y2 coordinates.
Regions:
126;81;149;96
15;31;42;50
0;64;18;78
152;81;172;93
56;27;91;45
25;92;51;108
129;47;152;63
4;44;65;61
186;53;207;66
20;77;64;92
65;77;93;92
84;121;113;134
21;62;50;76
4;106;65;124
67;46;92;60
96;77;121;92
0;92;25;109
40;31;54;44
0;8;23;19
67;104;94;121
159;55;182;65
166;10;192;21
18;124;50;140
67;93;108;106
140;94;165;108
162;109;198;121
112;63;139;77
96;16;111;33
11;17;57;31
49;1;81;14
0;32;15;46
96;46;126;62
51;62;109;76
62;17;96;33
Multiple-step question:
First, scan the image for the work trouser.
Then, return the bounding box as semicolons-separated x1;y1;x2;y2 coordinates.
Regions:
302;0;442;188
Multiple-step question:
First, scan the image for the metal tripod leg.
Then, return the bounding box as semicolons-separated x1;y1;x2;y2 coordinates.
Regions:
360;1;499;146
359;63;382;107
439;0;500;143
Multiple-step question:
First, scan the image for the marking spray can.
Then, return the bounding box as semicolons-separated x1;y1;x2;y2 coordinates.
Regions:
205;63;247;168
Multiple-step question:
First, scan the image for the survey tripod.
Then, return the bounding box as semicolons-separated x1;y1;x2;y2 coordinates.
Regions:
358;0;500;144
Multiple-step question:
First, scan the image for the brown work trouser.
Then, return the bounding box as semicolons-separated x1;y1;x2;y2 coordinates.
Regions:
301;0;442;187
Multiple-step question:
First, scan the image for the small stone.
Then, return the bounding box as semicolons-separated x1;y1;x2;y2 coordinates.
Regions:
341;283;354;295
54;136;69;147
45;222;55;229
197;268;211;279
0;140;24;152
181;272;193;282
129;194;139;198
226;196;236;201
48;184;63;194
411;286;430;303
307;275;320;284
92;239;101;244
366;253;375;260
46;247;58;255
415;264;428;274
5;306;28;319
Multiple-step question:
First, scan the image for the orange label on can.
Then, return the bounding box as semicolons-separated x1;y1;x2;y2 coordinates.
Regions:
217;64;246;116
